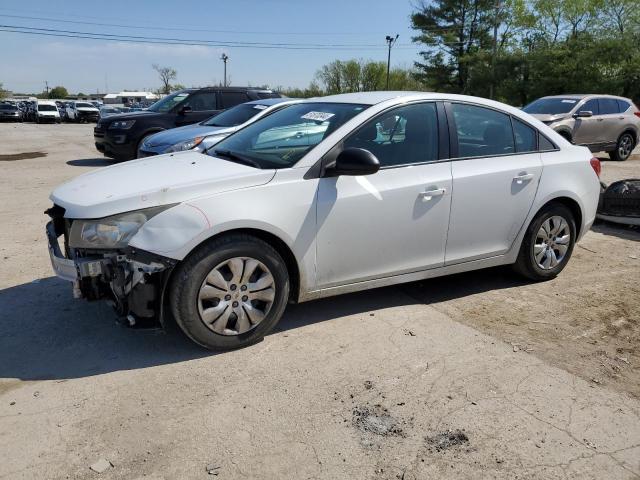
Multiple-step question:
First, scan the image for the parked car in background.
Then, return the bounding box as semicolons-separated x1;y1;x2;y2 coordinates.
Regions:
94;86;281;161
523;94;640;161
36;101;62;123
0;103;23;122
66;101;100;123
99;106;123;118
90;101;104;109
47;92;600;350
138;98;299;157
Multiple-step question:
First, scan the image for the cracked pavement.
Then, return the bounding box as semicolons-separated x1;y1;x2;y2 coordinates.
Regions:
1;123;639;479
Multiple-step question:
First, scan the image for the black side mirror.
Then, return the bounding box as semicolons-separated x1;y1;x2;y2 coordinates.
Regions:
179;105;193;115
573;110;593;118
325;147;380;177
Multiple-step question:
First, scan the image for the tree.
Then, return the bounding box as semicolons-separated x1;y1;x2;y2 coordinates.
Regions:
152;64;177;95
0;82;7;99
48;86;68;99
171;83;186;92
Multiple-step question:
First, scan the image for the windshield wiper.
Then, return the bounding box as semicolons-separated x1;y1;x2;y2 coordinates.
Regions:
213;149;262;169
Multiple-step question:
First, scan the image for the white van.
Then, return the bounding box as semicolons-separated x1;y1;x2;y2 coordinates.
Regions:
36;101;61;124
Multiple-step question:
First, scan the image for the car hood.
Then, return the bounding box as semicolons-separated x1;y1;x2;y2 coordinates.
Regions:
528;113;567;123
146;124;235;147
51;151;275;218
76;107;99;112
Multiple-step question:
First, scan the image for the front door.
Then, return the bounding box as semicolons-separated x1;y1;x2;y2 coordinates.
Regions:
572;98;602;145
175;91;219;126
316;102;452;288
445;103;542;264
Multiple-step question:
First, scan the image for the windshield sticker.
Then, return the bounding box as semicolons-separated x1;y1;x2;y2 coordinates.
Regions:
301;111;335;122
561;100;577;103
253;105;268;110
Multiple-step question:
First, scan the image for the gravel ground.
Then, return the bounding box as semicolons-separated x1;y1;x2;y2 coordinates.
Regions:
0;123;639;479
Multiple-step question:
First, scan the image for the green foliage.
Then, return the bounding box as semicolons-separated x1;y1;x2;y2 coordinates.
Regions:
411;0;640;105
48;86;68;99
0;82;6;99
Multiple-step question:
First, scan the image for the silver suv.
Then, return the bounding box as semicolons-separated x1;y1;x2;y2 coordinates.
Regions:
524;94;640;161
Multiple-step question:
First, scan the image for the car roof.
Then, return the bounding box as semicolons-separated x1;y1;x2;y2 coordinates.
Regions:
539;94;631;101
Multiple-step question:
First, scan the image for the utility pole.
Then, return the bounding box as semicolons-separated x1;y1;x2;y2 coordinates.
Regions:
44;80;49;97
385;34;399;90
221;53;229;87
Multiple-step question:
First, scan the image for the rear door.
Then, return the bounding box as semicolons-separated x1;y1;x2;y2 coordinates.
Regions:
445;102;542;264
175;91;219;126
598;98;625;145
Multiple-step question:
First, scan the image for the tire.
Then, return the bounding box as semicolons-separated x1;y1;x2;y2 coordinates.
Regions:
609;132;635;162
557;130;572;143
513;203;576;281
169;233;290;351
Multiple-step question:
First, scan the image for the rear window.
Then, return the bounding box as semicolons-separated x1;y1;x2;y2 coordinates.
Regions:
617;99;632;113
220;92;251;109
38;104;58;111
203;103;269;127
75;103;95;108
0;104;16;110
523;98;578;115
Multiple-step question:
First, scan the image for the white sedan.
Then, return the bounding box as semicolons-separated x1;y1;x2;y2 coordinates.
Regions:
47;92;601;350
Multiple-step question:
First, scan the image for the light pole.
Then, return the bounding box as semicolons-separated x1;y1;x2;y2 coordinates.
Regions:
221;53;229;87
385;34;399;90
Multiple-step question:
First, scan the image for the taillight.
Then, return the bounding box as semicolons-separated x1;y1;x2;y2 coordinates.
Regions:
590;157;601;177
634;111;640;118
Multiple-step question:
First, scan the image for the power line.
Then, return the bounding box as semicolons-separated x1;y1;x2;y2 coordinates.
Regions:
0;13;464;37
0;24;474;50
0;23;425;49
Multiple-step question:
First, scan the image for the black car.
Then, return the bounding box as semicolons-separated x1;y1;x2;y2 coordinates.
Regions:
94;87;281;161
0;103;22;122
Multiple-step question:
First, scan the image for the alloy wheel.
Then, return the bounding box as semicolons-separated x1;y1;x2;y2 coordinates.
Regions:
618;134;633;160
197;257;275;335
534;216;571;270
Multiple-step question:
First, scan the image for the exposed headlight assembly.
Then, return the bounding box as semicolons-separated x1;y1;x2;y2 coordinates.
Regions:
165;136;205;153
109;120;136;129
69;205;175;249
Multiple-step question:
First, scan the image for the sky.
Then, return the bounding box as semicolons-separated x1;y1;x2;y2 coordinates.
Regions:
0;0;423;95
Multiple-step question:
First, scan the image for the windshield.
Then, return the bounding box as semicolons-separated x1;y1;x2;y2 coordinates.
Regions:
38;104;57;111
147;91;191;113
523;98;579;115
0;104;16;110
76;103;95;109
204;103;271;127
207;102;368;169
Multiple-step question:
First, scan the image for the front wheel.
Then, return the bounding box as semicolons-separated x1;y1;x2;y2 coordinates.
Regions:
169;234;290;350
513;203;576;281
609;132;635;161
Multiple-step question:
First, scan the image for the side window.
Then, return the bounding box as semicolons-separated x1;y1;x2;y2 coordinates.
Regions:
220;92;251;109
599;98;621;115
451;103;514;158
581;98;600;115
513;118;537;153
617;100;631;113
184;92;217;111
343;102;439;167
539;135;556;151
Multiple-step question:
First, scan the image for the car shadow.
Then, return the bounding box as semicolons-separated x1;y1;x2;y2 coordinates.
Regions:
0;268;528;382
592;221;640;242
66;158;114;167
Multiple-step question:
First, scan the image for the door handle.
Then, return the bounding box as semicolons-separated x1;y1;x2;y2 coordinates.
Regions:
513;173;534;184
419;188;446;200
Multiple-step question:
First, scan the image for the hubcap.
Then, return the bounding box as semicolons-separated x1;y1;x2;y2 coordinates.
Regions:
619;135;633;159
534;216;571;270
197;257;275;336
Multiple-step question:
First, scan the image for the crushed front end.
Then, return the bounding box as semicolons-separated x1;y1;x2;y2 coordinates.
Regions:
45;204;176;325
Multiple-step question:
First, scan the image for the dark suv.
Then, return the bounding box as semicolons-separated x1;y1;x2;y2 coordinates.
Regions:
94;87;281;160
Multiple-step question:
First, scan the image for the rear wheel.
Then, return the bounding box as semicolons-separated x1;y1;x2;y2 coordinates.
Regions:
609;132;635;161
514;203;576;281
169;234;290;350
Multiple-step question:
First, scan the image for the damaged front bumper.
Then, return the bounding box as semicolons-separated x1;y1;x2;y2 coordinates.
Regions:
46;217;176;325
